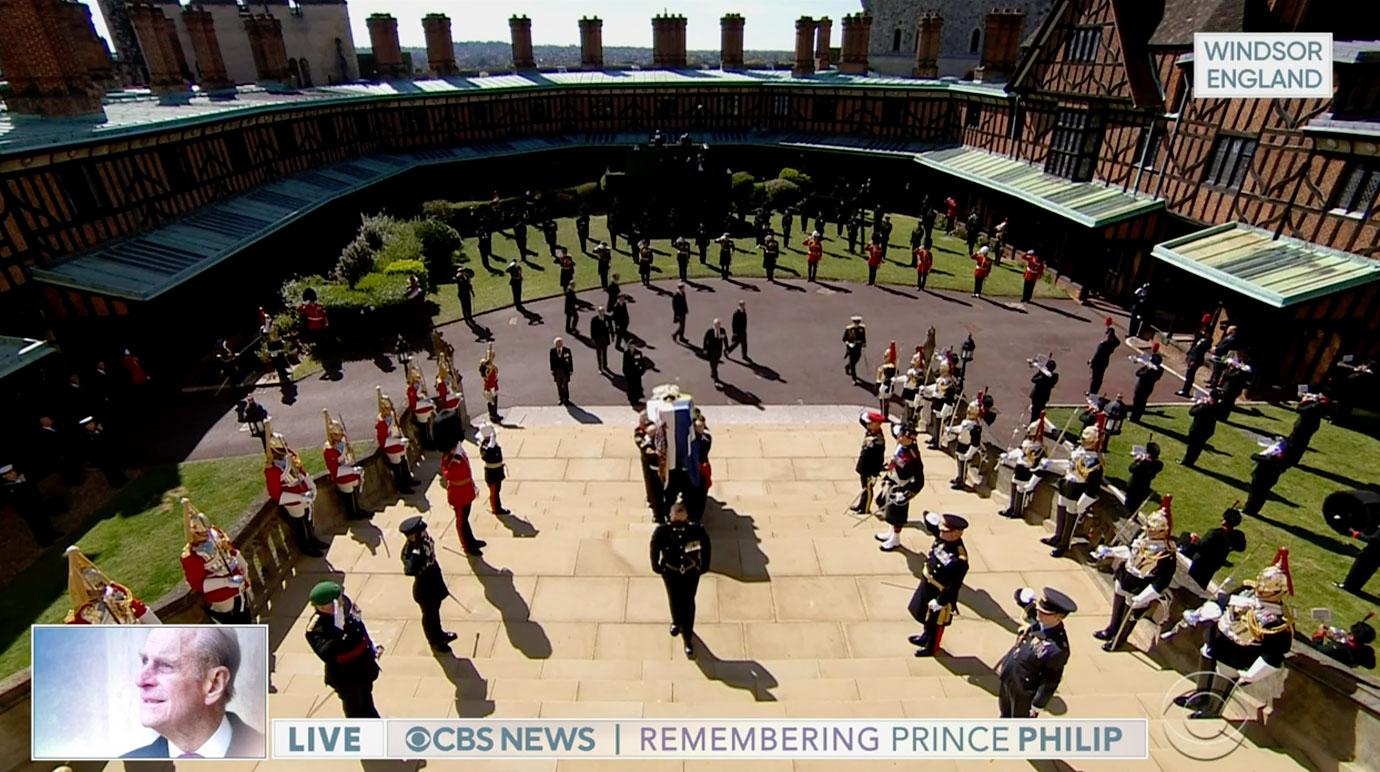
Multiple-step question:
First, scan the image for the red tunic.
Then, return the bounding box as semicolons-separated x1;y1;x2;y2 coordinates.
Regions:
866;243;884;267
376;418;406;454
181;529;245;605
264;463;308;502
437;381;462;411
914;248;933;274
323;442;360;485
1023;256;1045;282
298;301;329;331
806;240;823;263
482;365;499;392
973;254;992;279
442;453;477;509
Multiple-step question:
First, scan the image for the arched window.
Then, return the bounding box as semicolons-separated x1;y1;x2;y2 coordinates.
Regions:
970;28;981;54
892;28;903;52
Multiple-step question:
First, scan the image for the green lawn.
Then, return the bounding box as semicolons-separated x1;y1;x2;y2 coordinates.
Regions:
1048;404;1379;631
428;212;1058;326
0;449;336;680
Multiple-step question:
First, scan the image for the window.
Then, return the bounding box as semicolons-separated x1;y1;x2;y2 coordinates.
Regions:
969;29;981;54
1133;124;1161;169
719;93;741;116
893;29;903;52
1067;26;1101;62
966;103;982;128
772;93;790;116
1202;134;1258;188
1332;163;1380;217
1044;109;1103;181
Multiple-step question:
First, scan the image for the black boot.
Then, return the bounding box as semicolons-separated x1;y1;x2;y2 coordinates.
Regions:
289;514;325;557
1095;594;1127;649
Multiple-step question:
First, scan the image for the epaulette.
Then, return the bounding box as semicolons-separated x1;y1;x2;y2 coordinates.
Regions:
957;545;968;561
307;614;322;632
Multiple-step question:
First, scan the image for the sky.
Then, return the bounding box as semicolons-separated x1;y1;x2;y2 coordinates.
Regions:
86;0;867;52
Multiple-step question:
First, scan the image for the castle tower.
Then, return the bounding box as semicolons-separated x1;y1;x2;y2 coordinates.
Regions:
182;4;234;96
0;0;106;118
128;2;191;104
422;13;457;76
509;15;534;70
793;16;816;76
366;13;406;79
814;16;832;71
839;13;871;75
579;16;603;69
914;12;942;78
719;13;744;70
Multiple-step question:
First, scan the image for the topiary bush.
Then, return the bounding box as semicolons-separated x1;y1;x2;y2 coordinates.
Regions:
763;178;802;210
414;218;462;282
333;237;375;288
778;167;813;192
358;213;397;250
381;259;430;291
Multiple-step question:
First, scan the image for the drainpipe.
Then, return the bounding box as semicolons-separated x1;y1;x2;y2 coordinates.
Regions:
1153;70;1188;200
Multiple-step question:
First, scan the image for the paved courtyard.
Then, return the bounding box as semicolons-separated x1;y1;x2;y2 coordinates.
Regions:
234;414;1309;772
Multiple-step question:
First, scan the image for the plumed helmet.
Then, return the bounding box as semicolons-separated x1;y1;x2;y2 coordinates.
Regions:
966;401;982;420
182;497;211;544
65;545;111;607
1254;565;1291;600
266;431;289;458
937;360;951;376
1080;425;1101;449
1144;510;1170;537
323;409;345;443
1026;416;1045;439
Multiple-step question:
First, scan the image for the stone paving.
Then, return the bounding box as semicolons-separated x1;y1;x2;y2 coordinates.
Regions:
176;415;1312;771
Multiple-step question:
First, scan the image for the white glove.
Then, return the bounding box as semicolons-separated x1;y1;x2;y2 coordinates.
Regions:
1015;587;1036;607
924;511;941;528
1131;586;1160;610
1238;657;1279;685
928;599;942;614
1195;601;1223;624
1091;545;1111;561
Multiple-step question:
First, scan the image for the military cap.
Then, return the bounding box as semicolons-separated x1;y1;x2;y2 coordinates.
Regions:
1222;506;1243;528
399;515;427;535
1037;587;1077;615
891;421;916;440
859;409;886;427
0;463;13;475
310;581;342;606
939;513;968;531
1353;622;1376;646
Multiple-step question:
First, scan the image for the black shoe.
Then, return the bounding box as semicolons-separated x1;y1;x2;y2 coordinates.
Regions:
465;548;484;557
1049;548;1066;558
1189;708;1222;720
1174;391;1190;397
684;642;695;658
996;508;1012;518
950;481;965;490
669;625;680;637
907;634;927;646
442;632;458;644
1100;641;1116;652
914;648;936;657
494;508;512;515
473;540;488;549
399;486;418;495
1092;629;1113;641
1039;536;1057;547
311;539;331;550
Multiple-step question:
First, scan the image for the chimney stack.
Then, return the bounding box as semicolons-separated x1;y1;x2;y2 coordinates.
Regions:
422;13;457;76
128;2;191;104
243;13;290;90
182;5;233;97
366;13;405;79
62;1;117;92
652;13;687;69
814;17;832;70
0;0;106;119
793;16;816;76
509;15;534;70
913;12;942;78
579;16;603;69
839;13;871;74
977;9;1025;82
720;13;744;70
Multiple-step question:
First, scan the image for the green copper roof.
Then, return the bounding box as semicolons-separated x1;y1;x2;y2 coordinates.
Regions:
31;131;942;301
1152;222;1380;308
915;147;1164;228
0;336;57;381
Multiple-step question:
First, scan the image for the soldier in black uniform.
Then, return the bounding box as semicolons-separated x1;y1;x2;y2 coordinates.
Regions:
1284;391;1328;467
400;517;458;653
1087;320;1119;396
1130;344;1164;422
1180;394;1219;467
514;219;529;259
671;284;689;342
842;316;867;381
576;211;591;253
850;410;888;514
506;261;525;311
907;512;970;657
695;224;710;263
1092;500;1176;651
1123;441;1163;513
563;283;579;335
760;232;780;283
1216;355;1252;420
477;227;495;272
1176;332;1211;397
594;241;612;288
650;500;712;658
997;587;1076;718
1180;506;1247;590
479;423;509;516
1243;439;1288;516
591;307;611;372
635;412;666;522
782;209;794;246
1028;358;1058;422
306;581;381;718
456;267;477;323
875;423;924;552
674;236;692;282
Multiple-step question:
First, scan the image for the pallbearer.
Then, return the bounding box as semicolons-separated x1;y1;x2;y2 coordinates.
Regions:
264;423;327;558
1091;497;1176;652
998;414;1048;519
434;350;466;452
406;362;436;448
1043;419;1105;558
400;516;458;653
375;387;417;495
180;497;251;623
997;586;1075;717
907;512;970;657
63;545;159;624
322;410;371;520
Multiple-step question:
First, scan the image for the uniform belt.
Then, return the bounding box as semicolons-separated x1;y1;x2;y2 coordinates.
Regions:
336;640;371;663
664;563;698;575
484;462;504;469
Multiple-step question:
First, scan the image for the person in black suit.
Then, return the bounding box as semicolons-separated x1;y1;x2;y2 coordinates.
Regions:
591;307;611;372
1207;325;1240;388
123;628;265;758
400;516;458;653
623;343;648;406
702;319;728;384
549;337;575;405
651;499;712;658
1087;321;1119;395
671;283;689;342
728;301;750;361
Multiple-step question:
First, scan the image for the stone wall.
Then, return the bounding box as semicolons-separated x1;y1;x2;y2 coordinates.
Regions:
861;0;1053;78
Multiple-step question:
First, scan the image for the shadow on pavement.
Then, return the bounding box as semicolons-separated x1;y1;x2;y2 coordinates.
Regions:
467;555;553;659
692;638;779;702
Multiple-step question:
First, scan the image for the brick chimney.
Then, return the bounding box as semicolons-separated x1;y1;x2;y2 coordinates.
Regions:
720;13;744;70
793;16;816;76
978;9;1025;82
913;12;942;78
366;13;405;79
579;16;603;69
814;16;832;70
0;0;106;119
243;13;290;90
509;15;534;70
62;0;117;91
128;2;191;104
182;5;233;97
838;13;871;75
652;13;687;69
422;13;457;76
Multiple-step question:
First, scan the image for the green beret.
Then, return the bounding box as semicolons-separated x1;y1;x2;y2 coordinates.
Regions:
310;581;342;606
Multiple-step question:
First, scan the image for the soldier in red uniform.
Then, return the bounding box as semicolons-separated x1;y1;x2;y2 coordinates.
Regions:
865;240;884;286
179;497;252;623
805;231;824;283
441;443;485;556
1020;250;1044;305
479;344;500;422
914;245;933;291
64;545;158;624
322;410;371;520
264;424;327;557
972;246;993;298
375;388;417;495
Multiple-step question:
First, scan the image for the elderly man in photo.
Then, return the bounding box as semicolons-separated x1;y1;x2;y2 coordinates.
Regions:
124;627;263;758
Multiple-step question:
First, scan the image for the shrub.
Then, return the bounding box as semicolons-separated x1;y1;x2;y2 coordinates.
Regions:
358;213;397;250
375;223;422;270
355;271;411;305
382;259;430;292
763;178;802;210
333;237;375;288
414;219;462;282
730;171;756;211
779;167;814;191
